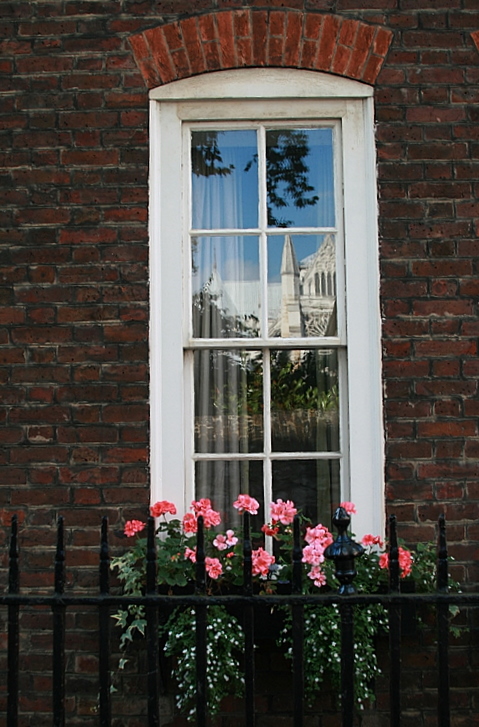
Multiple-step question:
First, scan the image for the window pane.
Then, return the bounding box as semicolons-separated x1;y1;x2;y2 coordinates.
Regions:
271;349;339;452
266;128;335;228
194;349;263;454
195;459;264;530
192;236;260;338
267;234;337;337
191;130;258;230
272;459;340;527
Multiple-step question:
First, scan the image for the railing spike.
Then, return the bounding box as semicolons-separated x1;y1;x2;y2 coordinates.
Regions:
437;513;448;593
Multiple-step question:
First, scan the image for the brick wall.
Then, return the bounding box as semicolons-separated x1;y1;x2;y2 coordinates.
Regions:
1;0;479;723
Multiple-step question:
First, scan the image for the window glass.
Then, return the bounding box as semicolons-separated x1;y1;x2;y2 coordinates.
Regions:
191;130;258;230
190;124;342;528
267;234;337;338
192;236;260;339
266;128;335;228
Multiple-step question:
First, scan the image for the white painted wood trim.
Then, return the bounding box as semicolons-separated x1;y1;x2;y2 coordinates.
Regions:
150;69;374;101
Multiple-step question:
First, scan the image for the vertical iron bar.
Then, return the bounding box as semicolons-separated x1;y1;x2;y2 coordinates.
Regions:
292;515;304;727
53;517;66;727
340;599;354;727
99;516;111;727
437;514;450;727
195;516;207;727
388;515;401;727
7;515;19;727
243;512;255;727
146;516;160;727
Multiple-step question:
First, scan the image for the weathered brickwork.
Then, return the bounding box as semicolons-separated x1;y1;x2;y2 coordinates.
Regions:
1;0;479;723
129;10;392;86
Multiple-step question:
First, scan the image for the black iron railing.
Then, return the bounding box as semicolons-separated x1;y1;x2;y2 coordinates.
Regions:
2;512;479;727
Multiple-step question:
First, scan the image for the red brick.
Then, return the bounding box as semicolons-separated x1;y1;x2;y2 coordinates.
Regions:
383;360;430;377
202;42;221;72
198;14;218;42
252;10;267;66
180;17;206;75
418;420;477;438
270;9;285;37
143;27;176;84
268;35;284;66
373;26;393;56
236;37;253;66
347;22;375;79
217;11;236;68
300;38;319;68
103;447;147;463
61;149;119;166
283;11;301;66
234;9;251;38
332;44;353;75
339;18;359;47
316;14;341;71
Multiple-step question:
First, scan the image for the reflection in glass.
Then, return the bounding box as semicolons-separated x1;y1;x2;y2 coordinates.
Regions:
191;130;258;230
194;350;263;454
195;460;263;530
266;128;335;228
267;235;337;338
192;236;260;338
270;349;339;453
273;459;340;528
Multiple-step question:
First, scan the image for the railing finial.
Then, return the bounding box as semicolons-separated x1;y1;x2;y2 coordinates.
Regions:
324;506;364;594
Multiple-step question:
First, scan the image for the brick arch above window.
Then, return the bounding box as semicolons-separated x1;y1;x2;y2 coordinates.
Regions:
129;10;392;89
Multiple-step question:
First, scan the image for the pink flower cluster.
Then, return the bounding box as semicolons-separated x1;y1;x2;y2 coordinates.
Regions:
361;533;384;549
251;547;275;577
213;530;238;551
379;547;413;579
124;520;146;537
233;494;259;514
184;547;223;579
205;557;222;579
150;500;177;518
270;499;297;525
339;501;357;515
302;523;334;588
183;498;222;533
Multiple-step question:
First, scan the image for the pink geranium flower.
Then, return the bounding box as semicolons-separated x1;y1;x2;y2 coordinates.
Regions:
251;547;275;576
184;547;196;562
205;557;223;579
304;524;333;547
191;498;221;528
182;513;197;534
302;524;333;568
339;501;357;515
124;520;145;537
361;533;384;549
307;565;327;588
213;529;238;550
270;499;297;525
213;534;228;551
150;500;177;518
233;494;260;515
379;547;413;578
302;543;326;567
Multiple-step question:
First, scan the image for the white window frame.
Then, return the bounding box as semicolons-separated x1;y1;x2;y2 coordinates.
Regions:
149;68;384;538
